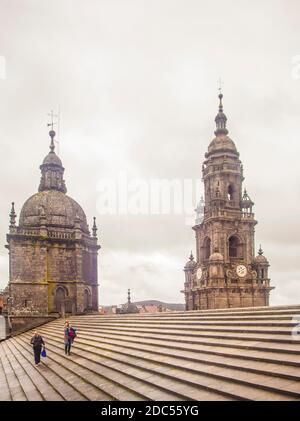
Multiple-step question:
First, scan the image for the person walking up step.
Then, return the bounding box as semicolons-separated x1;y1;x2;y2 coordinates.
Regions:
30;331;45;366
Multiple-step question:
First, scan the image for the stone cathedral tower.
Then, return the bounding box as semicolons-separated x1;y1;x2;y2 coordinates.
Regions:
183;94;274;310
6;129;100;317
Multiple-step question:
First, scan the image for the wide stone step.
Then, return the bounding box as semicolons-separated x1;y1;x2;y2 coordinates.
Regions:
12;336;113;401
47;321;300;349
18;334;148;401
59;324;300;354
0;341;43;401
42;325;300;371
4;340;64;401
60;313;299;322
22;331;240;401
9;337;87;401
50;319;298;328
2;305;299;401
20;332;195;401
0;344;13;401
22;333;245;400
54;321;294;338
36;328;300;400
0;342;27;400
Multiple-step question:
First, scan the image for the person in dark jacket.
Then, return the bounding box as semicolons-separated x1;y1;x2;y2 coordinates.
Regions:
30;331;45;366
64;321;72;355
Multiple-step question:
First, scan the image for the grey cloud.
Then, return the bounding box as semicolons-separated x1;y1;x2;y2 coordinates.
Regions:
0;0;300;306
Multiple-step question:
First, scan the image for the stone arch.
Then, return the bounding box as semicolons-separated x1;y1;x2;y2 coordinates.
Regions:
83;288;92;312
228;235;244;258
54;286;69;313
203;237;211;260
227;184;234;201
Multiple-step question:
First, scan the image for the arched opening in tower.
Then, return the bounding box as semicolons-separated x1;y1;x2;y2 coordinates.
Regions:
228;236;243;258
228;184;234;201
203;237;211;260
84;289;91;312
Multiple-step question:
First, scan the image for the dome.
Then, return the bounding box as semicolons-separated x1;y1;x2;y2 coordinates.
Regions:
42;151;63;167
254;246;269;264
207;134;238;156
185;259;197;269
209;251;224;262
184;252;197;270
19;190;89;233
254;254;268;264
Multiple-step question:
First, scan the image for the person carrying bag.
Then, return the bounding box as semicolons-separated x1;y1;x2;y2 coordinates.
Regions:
30;331;45;366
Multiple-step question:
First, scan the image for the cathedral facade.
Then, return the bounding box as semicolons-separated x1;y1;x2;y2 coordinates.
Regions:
6;129;100;316
183;94;274;310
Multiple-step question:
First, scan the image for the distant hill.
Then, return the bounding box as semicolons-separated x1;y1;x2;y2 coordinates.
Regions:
133;300;185;311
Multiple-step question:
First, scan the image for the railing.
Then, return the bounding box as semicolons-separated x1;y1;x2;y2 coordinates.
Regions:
203;164;240;176
242;212;254;219
11;227;75;240
14;228;40;236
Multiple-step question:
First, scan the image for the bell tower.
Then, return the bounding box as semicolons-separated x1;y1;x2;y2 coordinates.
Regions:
183;93;274;310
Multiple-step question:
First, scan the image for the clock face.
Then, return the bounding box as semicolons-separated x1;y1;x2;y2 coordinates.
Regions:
196;267;202;280
236;264;247;278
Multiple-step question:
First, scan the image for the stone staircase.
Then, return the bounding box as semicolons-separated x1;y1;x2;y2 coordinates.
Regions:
1;305;300;401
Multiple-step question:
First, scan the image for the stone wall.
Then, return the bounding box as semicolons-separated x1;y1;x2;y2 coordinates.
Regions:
10;283;49;315
9;315;58;335
10;239;47;282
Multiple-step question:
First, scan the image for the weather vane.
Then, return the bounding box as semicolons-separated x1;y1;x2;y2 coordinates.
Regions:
47;110;58;131
47;109;60;155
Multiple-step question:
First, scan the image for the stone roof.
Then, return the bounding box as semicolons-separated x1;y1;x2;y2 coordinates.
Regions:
19;190;89;233
42;151;63;167
1;305;300;401
207;134;238;156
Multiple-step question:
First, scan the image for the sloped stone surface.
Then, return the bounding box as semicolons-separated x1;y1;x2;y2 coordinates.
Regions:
1;305;300;401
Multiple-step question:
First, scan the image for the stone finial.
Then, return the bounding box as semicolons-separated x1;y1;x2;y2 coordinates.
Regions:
258;245;263;255
189;251;194;261
49;130;56;152
47;110;57;153
9;202;16;227
92;217;98;237
127;288;131;304
214;93;229;136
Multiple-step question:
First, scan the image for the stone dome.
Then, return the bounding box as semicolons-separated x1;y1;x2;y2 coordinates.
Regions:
19;190;89;233
185;259;197;270
207;134;238;156
42;151;63;167
254;246;269;264
209;251;224;262
254;254;268;264
184;252;197;270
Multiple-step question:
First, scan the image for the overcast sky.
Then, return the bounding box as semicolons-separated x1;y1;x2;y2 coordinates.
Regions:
0;0;299;306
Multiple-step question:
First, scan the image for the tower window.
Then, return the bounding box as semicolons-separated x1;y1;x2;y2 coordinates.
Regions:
228;184;234;201
203;237;211;260
229;236;238;257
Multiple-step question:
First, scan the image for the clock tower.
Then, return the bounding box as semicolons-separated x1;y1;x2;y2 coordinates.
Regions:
183;93;274;310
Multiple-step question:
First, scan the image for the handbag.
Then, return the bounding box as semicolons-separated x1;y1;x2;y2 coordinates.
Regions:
41;348;47;358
